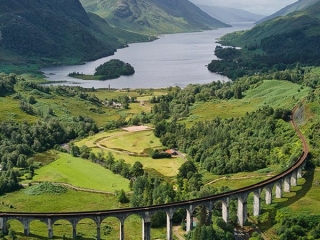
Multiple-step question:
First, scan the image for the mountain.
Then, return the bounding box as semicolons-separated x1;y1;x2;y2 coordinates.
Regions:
197;4;264;24
79;0;230;35
216;1;320;70
0;0;150;69
256;0;319;24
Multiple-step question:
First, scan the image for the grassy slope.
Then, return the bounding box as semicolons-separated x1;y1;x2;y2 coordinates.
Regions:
31;152;130;192
76;130;185;177
220;2;320;47
80;0;228;35
98;130;162;153
183;80;310;126
0;84;158;127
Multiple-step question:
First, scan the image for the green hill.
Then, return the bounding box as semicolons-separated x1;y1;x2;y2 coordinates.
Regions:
0;0;150;72
80;0;230;35
208;1;320;79
256;0;320;24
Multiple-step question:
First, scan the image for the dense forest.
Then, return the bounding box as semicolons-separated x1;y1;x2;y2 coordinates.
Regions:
208;3;320;80
94;59;135;79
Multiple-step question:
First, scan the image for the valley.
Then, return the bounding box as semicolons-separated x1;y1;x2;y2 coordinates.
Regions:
1;0;320;239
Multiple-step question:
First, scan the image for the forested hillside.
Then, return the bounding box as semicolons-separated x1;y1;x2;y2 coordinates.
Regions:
256;0;319;24
80;0;229;35
0;0;149;71
207;1;320;79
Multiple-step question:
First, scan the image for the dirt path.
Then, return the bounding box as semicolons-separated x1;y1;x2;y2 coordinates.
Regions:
173;226;185;240
205;174;274;185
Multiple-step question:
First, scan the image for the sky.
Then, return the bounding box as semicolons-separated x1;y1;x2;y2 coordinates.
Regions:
189;0;298;15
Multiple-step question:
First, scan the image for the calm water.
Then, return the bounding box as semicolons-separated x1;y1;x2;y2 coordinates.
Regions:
42;23;254;89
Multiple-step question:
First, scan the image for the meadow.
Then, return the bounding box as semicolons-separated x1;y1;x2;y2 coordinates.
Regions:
76;129;185;178
183;80;310;125
1;83;163;127
29;152;130;192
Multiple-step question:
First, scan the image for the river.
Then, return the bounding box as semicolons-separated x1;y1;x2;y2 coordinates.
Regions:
42;23;254;89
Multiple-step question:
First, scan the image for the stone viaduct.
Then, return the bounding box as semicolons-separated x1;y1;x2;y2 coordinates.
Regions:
0;105;309;240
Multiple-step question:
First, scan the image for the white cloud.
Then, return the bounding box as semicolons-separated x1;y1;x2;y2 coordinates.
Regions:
190;0;298;15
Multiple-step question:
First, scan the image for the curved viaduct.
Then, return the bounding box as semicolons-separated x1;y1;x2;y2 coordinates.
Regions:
0;105;309;240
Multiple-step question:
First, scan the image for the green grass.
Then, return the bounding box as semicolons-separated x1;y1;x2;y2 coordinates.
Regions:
275;167;320;215
0;188;123;213
1;188;170;240
0;95;38;123
91;146;184;177
0;189;167;239
30;152;130;192
6;215;168;240
0;84;166;127
98;130;162;154
76;130;185;177
202;170;273;190
256;167;320;238
183;80;311;125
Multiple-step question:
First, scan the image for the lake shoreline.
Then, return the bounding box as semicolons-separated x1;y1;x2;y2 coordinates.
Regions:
42;23;254;89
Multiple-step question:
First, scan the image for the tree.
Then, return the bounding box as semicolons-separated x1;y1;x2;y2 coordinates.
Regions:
130;161;144;178
28;95;36;104
234;86;242;99
116;189;129;203
106;152;115;169
70;145;80;157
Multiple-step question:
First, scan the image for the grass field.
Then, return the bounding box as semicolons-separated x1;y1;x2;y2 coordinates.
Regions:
183;80;311;125
98;130;162;154
76;129;185;177
202;171;272;190
0;189;124;213
0;95;38;123
30;152;130;192
276;167;320;215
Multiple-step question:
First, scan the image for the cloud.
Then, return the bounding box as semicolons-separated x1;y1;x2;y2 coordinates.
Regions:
190;0;298;15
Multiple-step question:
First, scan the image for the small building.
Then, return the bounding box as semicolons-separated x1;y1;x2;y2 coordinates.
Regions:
165;149;178;156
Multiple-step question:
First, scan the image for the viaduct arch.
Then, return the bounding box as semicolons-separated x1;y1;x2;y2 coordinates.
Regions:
0;105;309;240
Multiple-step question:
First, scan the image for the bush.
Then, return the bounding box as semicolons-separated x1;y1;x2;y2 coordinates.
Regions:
150;149;172;159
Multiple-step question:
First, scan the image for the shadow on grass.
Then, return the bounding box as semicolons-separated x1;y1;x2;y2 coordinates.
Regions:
14;232;97;240
257;167;315;232
277;167;314;209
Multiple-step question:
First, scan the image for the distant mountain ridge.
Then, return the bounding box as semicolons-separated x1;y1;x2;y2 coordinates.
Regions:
80;0;230;35
197;4;264;23
256;0;320;24
0;0;149;68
